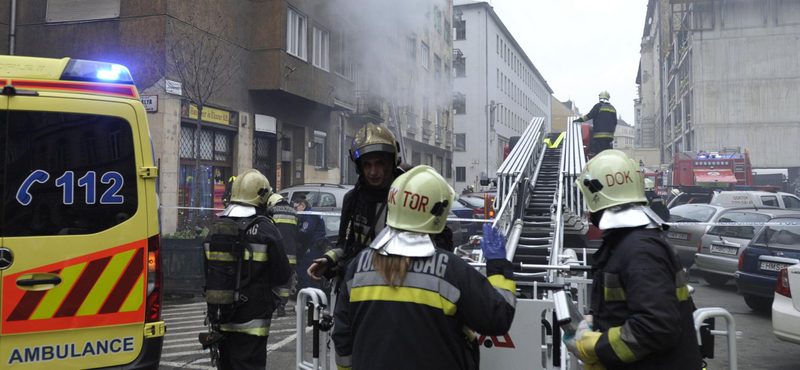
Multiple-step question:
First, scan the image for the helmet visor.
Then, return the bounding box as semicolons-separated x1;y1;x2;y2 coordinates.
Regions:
351;143;397;162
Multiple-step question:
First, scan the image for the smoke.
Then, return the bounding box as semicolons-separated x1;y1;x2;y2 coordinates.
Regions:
321;0;452;110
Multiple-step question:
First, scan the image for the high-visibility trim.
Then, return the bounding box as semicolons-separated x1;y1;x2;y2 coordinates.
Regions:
54;257;111;317
577;331;601;363
488;274;516;294
544;132;566;149
495;287;517;308
273;218;298;225
325;249;340;262
100;247;145;313
205;251;236;261
120;272;145;312
676;286;690;301
350;286;457;316
6;270;61;321
10;79;138;98
30;263;85;320
352;271;461;304
220;318;271;336
77;248;137;316
336;353;352;368
337;366;352;370
600;107;616;113
608;326;638;363
593;133;614;139
604;287;627;301
244;243;269;262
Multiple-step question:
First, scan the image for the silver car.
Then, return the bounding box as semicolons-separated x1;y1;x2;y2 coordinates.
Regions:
695;208;799;286
667;204;727;269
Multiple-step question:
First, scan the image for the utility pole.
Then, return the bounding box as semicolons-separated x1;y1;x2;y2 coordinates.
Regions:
486;100;501;184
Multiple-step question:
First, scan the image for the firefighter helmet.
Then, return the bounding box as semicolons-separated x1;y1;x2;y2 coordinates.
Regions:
644;178;655;192
599;91;611;101
575;150;646;213
350;123;400;172
230;169;272;208
267;193;283;208
386;165;455;234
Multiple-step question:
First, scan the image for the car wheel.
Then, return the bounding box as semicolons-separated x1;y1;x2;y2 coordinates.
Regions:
743;294;772;313
702;272;730;287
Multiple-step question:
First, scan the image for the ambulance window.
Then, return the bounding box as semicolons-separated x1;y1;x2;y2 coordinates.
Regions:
2;112;138;237
782;196;800;210
761;196;779;207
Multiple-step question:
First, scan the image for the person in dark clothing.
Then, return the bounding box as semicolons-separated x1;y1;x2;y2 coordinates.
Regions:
307;123;402;285
268;193;299;317
295;197;328;292
569;150;702;370
573;91;618;154
332;166;516;370
206;169;292;370
644;178;670;222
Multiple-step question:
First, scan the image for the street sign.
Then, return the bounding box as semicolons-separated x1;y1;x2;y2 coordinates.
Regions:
140;95;158;112
165;80;182;95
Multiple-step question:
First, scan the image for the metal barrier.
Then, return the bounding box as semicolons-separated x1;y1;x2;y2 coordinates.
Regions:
694;307;738;370
296;288;333;370
561;119;587;230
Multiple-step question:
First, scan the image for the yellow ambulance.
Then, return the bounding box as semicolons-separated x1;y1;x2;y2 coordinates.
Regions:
0;56;164;368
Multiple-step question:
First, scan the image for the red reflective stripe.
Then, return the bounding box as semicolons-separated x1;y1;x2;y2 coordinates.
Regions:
0;79;7;85
99;247;144;314
6;269;61;321
54;257;111;318
10;79;136;98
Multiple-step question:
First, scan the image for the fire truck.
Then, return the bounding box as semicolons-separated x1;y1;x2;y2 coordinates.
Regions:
670;150;754;189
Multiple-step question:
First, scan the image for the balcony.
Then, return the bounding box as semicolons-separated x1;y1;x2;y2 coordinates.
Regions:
445;130;453;147
406;110;418;135
435;125;443;143
422;119;432;139
350;91;385;124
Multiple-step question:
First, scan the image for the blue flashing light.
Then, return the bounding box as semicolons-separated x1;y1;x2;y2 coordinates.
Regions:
97;64;124;81
697;155;707;159
61;59;134;84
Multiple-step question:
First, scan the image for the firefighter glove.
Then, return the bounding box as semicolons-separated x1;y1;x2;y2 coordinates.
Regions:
564;320;601;365
481;224;506;260
573;118;582;123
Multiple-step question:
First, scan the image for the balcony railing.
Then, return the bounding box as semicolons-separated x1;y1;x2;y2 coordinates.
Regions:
435;125;443;143
422;119;432;139
445;130;453;146
351;90;385;123
406;111;418;134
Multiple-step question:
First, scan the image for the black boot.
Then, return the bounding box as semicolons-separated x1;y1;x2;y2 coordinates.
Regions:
277;306;286;317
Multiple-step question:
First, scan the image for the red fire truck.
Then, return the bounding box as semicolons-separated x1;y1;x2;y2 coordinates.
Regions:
670;150;754;188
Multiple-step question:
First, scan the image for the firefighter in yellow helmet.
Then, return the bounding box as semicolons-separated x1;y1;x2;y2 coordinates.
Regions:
267;193;299;317
204;169;292;369
308;123;403;287
573;91;617;155
331;166;516;369
567;150;701;370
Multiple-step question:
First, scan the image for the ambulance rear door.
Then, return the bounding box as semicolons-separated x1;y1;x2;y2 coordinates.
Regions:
0;93;149;369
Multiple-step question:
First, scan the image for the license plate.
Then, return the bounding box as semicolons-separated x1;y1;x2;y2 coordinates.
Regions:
667;231;690;241
760;261;790;272
710;245;738;256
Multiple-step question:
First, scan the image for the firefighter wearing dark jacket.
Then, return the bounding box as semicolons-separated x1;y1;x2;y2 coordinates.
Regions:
307;122;402;284
568;150;701;370
295;198;328;292
208;169;293;370
573;91;617;154
332;166;516;370
268;193;298;317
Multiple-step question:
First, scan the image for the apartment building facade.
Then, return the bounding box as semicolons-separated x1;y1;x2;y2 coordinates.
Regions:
452;1;552;190
637;0;800;167
6;0;450;234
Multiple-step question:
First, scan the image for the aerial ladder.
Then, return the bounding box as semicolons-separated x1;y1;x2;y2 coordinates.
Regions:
295;117;738;370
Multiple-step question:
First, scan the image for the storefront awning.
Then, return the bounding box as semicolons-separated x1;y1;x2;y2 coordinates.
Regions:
694;169;738;184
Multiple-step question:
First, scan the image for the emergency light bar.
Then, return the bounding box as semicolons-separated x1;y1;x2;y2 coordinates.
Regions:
60;59;134;85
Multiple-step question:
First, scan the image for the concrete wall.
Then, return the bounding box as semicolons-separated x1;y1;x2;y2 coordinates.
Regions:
551;96;573;133
619;147;661;168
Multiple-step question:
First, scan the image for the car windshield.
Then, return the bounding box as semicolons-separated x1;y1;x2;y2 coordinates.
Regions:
459;196;485;208
706;212;769;239
669;205;716;222
755;222;800;249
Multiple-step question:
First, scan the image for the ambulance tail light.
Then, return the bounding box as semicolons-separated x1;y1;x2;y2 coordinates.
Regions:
145;234;163;322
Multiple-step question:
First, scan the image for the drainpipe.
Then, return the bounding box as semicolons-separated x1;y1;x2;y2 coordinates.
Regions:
9;0;17;55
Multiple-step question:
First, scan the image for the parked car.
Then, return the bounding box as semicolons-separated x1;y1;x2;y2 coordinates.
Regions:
453;195;483;243
695;208;796;286
735;215;800;312
668;189;800;210
773;263;800;345
278;183;354;208
667;204;726;268
319;207;462;250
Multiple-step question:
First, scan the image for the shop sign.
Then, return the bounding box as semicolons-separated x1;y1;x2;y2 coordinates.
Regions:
181;101;234;125
255;114;277;134
165;80;182;95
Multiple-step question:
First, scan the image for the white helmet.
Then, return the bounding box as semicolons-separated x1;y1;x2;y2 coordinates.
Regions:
644;178;655;192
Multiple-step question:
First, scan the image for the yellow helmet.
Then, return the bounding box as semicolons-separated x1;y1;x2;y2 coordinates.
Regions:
230;169;272;208
599;91;611;100
575;150;646;213
350;123;399;172
386;165;455;234
644;178;655;192
267;193;283;208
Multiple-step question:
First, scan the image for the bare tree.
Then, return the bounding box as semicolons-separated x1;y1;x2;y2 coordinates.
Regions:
155;14;243;210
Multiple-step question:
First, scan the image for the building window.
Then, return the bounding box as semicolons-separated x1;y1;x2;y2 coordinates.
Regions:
456;166;466;182
406;37;416;58
446;158;452;179
337;30;352;79
444;64;450;80
434;54;442;80
455;133;466;151
444;20;451;44
313;130;327;169
421;42;429;70
454;57;466;77
434;6;442;33
313;26;330;71
496;35;499;54
287;7;307;60
455;20;466;40
453;92;466;115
